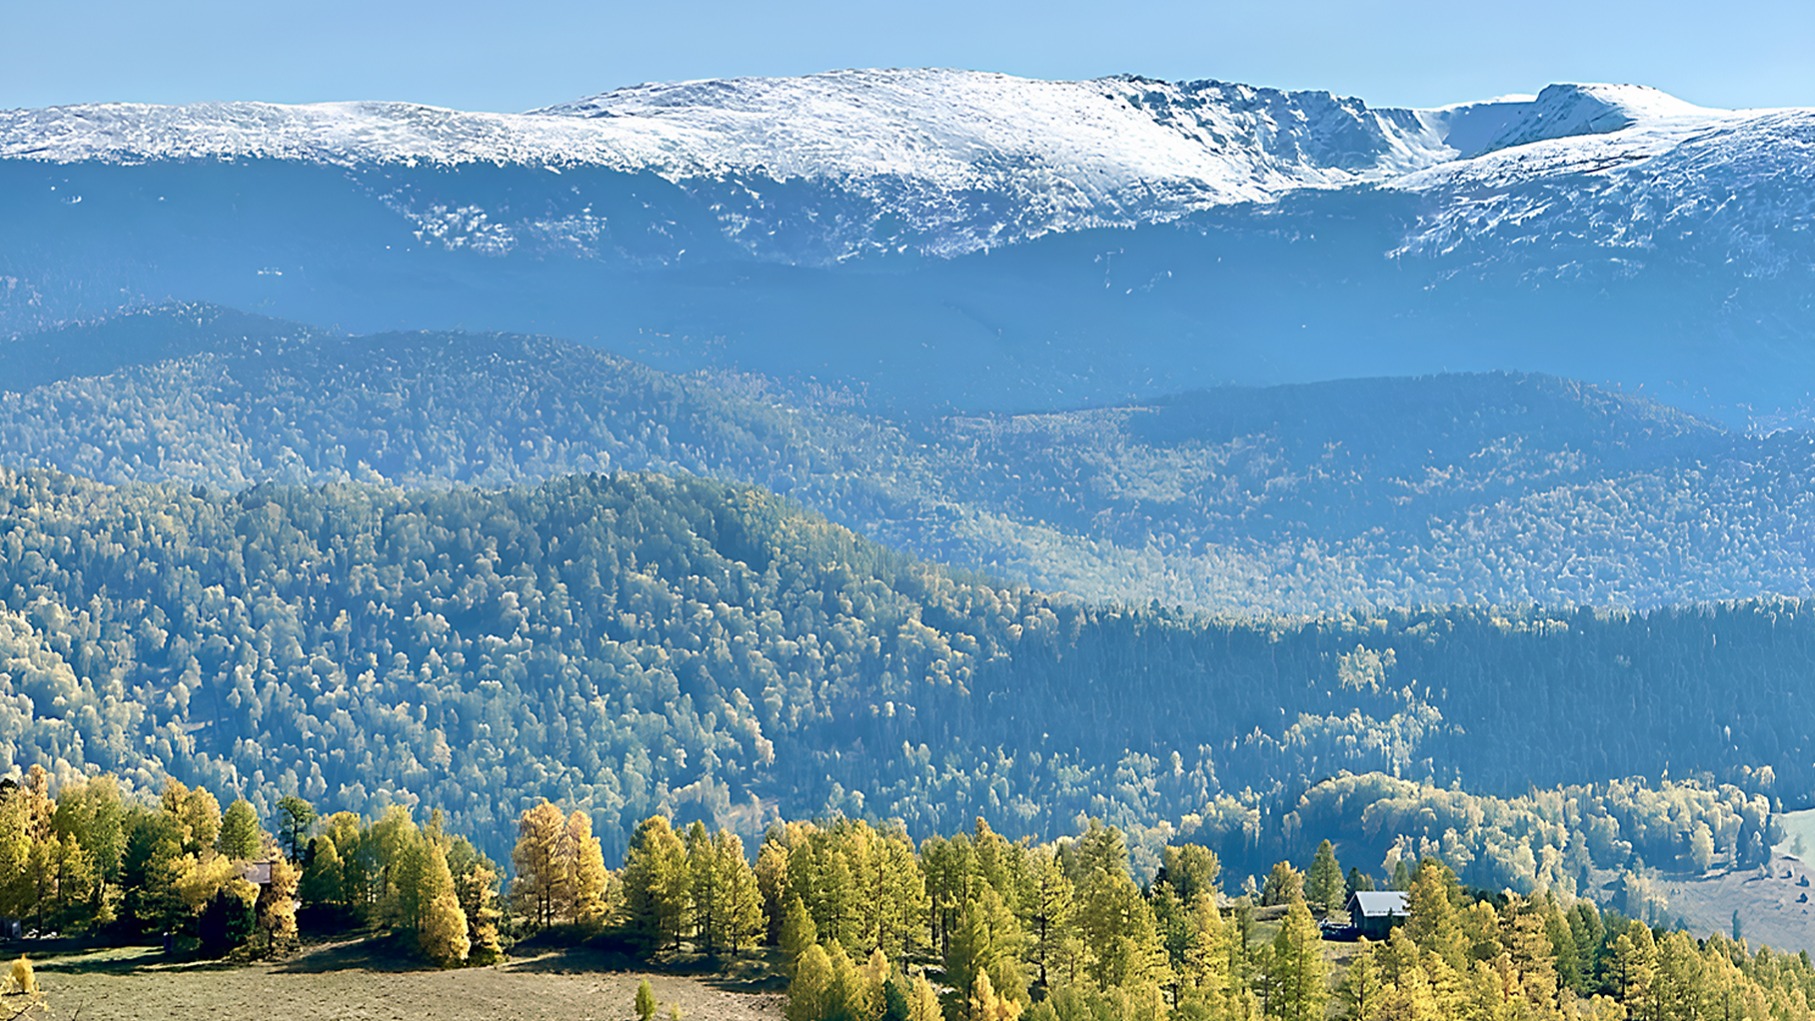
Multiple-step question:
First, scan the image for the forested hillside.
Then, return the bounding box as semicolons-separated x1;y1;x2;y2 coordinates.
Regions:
0;463;1804;878
7;307;1815;612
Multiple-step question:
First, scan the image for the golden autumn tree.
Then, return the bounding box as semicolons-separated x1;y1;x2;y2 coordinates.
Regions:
255;857;301;954
565;808;610;927
510;800;569;931
786;944;835;1021
967;968;1023;1021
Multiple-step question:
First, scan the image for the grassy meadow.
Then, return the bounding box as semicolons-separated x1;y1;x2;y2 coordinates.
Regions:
24;938;785;1021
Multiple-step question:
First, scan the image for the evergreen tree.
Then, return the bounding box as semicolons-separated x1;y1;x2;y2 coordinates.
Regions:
622;815;691;952
1177;894;1232;1011
781;895;819;976
786;944;834;1021
1305;840;1344;912
946;886;1026;1010
217;799;263;861
906;975;942;1021
162;781;221;857
1337;947;1383;1021
198;886;258;956
1260;863;1304;907
1158;844;1221;904
756;837;794;944
1404;861;1466;969
826;943;874;1021
1611;925;1658;1013
448;837;505;964
1264;900;1328;1021
1390;858;1414;892
967;968;1023;1021
397;820;467;966
299;834;347;915
50;775;126;910
716;830;764;953
255;857;301;954
685;822;725;954
1026;847;1074;989
419;889;470;966
880;973;912;1021
275;796;316;865
1691;823;1716;873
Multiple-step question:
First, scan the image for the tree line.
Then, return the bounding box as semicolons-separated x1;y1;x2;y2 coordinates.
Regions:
7;761;1800;1015
4;761;1808;1021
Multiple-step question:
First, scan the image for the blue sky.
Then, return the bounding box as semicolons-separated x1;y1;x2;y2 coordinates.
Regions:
4;0;1812;111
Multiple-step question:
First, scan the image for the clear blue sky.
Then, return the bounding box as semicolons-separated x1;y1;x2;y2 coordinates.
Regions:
4;0;1812;112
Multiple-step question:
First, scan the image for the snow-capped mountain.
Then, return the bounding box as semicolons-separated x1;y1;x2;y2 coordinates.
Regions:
0;69;1455;261
1;70;1780;260
3;69;1815;423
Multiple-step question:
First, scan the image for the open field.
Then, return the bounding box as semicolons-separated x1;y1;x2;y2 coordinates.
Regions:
1775;807;1815;858
1656;853;1815;956
26;939;786;1021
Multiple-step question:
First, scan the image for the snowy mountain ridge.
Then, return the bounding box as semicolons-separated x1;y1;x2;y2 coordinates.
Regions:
0;68;1771;258
6;68;1815;426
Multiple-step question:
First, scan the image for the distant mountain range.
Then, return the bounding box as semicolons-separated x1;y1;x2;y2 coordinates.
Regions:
8;305;1815;613
5;70;1815;422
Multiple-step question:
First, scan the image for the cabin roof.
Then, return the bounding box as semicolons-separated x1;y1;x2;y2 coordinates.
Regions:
1348;890;1410;918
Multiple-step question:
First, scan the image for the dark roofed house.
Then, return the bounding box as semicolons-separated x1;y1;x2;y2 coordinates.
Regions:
241;860;275;887
1346;890;1410;940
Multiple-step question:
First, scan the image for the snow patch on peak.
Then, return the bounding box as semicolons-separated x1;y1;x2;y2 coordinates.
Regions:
1480;83;1713;152
1418;84;1714;158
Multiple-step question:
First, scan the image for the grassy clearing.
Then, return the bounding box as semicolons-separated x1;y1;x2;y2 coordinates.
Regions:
24;938;785;1021
1654;853;1815;956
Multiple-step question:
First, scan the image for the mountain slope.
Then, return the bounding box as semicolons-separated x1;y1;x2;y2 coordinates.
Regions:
7;307;1815;613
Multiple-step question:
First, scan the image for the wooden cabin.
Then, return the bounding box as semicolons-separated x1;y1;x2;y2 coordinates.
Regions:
1346;890;1410;940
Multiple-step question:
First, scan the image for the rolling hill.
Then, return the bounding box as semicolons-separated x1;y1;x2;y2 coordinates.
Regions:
5;306;1815;613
